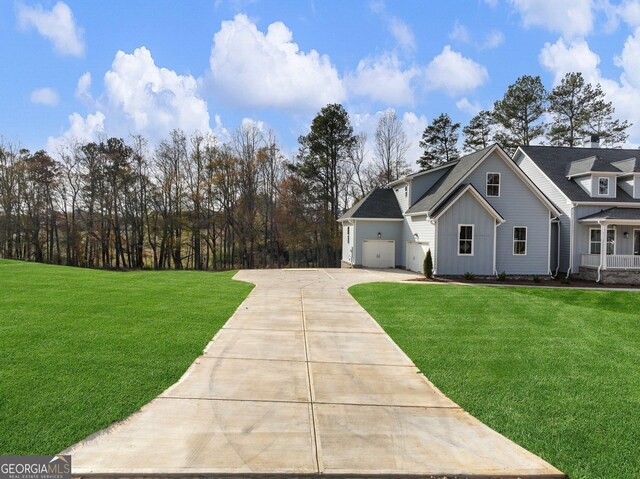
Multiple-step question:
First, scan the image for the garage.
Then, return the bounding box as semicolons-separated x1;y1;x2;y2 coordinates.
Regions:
406;241;428;273
362;240;395;269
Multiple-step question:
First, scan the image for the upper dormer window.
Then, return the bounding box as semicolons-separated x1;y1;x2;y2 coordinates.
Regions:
598;177;610;196
486;173;500;197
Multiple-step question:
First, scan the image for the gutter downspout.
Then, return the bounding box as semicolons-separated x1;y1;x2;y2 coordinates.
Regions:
566;204;575;278
547;212;552;277
554;219;561;277
493;219;498;277
430;218;438;275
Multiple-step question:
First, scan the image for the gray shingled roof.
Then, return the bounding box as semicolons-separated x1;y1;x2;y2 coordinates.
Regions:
520;146;640;203
405;145;494;215
578;207;640;222
566;155;621;177
339;188;403;220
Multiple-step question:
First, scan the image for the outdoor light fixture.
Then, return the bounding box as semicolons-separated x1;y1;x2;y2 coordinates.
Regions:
414;233;419;241
624;231;629;239
377;232;381;238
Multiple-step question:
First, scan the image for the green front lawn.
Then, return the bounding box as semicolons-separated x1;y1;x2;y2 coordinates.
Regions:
350;283;640;479
0;260;253;455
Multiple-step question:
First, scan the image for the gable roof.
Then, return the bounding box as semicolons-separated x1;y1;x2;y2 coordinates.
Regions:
566;155;621;178
338;188;403;221
405;145;493;215
430;183;505;222
519;146;640;203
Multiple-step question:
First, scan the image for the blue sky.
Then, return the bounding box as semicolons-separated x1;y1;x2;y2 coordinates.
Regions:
2;0;640;164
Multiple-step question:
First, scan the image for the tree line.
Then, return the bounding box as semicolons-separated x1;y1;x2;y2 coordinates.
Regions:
0;107;410;269
0;71;631;270
419;72;631;168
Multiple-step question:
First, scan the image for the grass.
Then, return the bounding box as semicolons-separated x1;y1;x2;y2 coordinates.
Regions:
349;283;640;479
0;259;253;455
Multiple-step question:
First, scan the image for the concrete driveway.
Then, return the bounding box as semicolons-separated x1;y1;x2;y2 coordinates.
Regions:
66;268;564;478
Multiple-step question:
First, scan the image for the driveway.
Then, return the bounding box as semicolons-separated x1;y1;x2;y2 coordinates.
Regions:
66;268;564;477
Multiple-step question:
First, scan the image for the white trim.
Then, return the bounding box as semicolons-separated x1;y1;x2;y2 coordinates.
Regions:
567;205;575;277
457;224;474;256
597;176;610;196
513;226;528;256
513;148;573;206
486;172;501;197
589;227;616;255
573;201;640;206
433;219;439;275
431;184;505;223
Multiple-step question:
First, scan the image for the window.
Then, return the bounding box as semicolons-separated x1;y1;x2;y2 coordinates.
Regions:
634;230;640;256
598;177;610;196
458;225;474;256
404;186;408;197
486;173;500;197
513;227;527;255
589;228;616;255
346;226;350;244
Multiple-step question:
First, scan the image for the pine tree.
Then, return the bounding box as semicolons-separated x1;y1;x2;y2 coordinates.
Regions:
493;75;547;152
548;72;588;147
582;85;631;147
462;110;493;152
418;113;460;170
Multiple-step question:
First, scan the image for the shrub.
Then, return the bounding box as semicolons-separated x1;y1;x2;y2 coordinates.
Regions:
533;275;541;283
424;249;433;279
498;271;507;281
464;272;475;280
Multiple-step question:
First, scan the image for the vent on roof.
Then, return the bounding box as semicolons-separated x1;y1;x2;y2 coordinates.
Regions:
584;134;600;148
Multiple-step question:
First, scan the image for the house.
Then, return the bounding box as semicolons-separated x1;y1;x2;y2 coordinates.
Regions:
514;141;640;283
338;144;562;277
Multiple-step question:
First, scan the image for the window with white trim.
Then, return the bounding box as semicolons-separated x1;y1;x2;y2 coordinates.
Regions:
458;225;474;255
598;177;610;196
589;228;616;255
346;226;350;244
513;227;527;255
486;173;500;197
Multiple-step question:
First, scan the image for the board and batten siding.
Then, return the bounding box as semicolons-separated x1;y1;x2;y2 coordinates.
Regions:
436;191;495;275
352;220;403;266
514;152;573;273
466;152;551;274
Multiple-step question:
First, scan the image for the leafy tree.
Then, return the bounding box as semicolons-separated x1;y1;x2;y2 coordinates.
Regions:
493;75;548;151
374;109;410;184
418;113;460;169
294;104;356;267
548;72;631;147
463;110;494;152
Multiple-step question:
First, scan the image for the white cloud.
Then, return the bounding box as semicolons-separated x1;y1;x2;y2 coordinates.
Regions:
539;32;640;145
481;30;505;49
484;0;499;7
47;111;105;153
48;46;211;151
449;20;470;43
207;14;345;111
618;0;640;27
389;17;415;52
16;1;85;57
424;46;489;95
510;0;594;39
30;87;59;106
539;38;602;84
456;97;482;116
345;53;418;106
75;72;92;103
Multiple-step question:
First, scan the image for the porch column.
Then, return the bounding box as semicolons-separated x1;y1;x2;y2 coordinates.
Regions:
600;222;607;271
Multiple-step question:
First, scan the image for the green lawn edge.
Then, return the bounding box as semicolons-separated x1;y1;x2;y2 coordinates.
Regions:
349;282;640;479
0;260;254;455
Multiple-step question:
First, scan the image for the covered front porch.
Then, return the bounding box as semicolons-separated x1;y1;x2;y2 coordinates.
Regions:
578;208;640;284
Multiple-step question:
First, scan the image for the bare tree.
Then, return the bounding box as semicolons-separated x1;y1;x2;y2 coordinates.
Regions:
374;110;410;184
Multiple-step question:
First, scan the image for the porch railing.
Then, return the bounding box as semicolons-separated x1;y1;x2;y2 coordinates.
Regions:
581;254;640;269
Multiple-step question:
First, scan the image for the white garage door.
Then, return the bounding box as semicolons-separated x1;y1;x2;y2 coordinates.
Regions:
406;241;428;273
362;240;395;269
